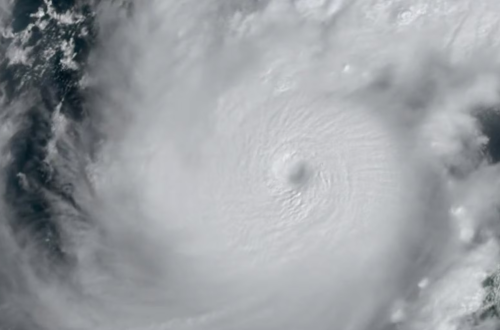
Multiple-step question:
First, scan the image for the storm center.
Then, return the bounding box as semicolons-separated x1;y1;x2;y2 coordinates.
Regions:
285;160;310;185
271;152;312;189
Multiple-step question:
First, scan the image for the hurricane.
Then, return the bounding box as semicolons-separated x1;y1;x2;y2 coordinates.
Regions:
1;0;500;329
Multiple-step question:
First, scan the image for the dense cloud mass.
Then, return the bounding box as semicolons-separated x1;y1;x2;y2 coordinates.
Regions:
2;0;500;329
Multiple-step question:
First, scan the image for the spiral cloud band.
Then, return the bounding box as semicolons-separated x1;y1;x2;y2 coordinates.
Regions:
85;1;462;329
136;91;413;329
2;0;500;330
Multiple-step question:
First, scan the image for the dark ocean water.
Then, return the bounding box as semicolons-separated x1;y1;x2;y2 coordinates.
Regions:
1;0;96;261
